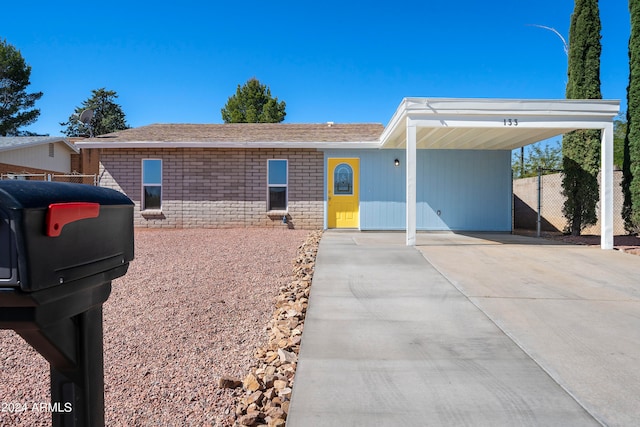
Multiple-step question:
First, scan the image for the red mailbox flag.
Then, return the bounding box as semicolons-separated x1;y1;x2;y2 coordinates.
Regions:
46;202;100;237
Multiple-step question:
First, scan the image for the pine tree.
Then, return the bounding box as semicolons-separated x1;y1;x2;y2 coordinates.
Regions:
561;0;603;235
623;0;640;233
0;39;43;136
60;88;129;136
221;78;286;123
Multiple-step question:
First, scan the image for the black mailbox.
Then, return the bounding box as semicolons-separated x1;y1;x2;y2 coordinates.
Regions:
0;180;134;427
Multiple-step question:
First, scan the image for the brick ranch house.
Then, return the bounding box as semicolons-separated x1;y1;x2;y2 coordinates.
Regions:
76;98;620;249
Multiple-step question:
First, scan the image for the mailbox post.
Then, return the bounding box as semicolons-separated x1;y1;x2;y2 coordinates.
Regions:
0;181;134;427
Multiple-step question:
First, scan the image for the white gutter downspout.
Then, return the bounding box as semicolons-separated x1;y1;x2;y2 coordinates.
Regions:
406;120;417;246
601;122;614;249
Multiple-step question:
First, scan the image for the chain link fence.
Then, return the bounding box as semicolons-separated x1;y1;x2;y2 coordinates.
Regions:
1;173;97;185
513;169;626;236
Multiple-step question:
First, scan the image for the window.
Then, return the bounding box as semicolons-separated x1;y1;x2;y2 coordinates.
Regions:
334;163;353;195
142;159;162;210
267;159;287;211
48;143;54;158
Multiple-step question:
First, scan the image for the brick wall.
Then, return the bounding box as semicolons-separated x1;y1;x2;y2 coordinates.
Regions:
69;148;100;175
99;148;324;229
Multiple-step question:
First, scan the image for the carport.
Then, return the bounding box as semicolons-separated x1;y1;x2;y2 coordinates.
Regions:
379;98;620;249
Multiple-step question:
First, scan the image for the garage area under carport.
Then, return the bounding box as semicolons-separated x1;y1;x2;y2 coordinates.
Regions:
378;98;620;249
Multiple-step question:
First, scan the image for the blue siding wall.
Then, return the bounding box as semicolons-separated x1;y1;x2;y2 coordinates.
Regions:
417;150;512;231
323;149;511;231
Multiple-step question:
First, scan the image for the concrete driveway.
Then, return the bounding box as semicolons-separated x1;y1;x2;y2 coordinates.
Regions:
287;231;640;426
417;232;640;426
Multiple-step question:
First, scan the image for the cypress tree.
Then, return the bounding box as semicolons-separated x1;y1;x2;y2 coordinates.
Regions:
623;0;640;233
561;0;603;235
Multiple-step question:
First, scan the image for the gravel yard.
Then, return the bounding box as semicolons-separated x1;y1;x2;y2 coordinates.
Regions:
0;228;310;427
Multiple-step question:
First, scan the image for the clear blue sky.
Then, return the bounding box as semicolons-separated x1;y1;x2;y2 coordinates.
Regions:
3;0;631;136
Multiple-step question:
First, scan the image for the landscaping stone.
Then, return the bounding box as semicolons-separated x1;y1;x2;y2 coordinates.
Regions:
243;373;262;392
230;230;322;426
219;376;243;389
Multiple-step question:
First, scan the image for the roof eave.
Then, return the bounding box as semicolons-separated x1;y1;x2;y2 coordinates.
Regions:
74;140;383;149
401;97;621;115
0;137;79;154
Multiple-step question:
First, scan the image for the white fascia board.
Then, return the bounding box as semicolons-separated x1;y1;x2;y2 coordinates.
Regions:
60;139;81;154
379;98;409;143
402;98;620;117
74;140;382;149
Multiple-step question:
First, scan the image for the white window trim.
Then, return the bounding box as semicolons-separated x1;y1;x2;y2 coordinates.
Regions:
141;158;162;211
267;159;288;213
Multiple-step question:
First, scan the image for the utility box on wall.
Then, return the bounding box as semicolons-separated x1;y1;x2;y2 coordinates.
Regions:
0;181;134;427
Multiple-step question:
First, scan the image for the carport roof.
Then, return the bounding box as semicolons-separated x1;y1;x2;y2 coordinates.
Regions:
380;98;620;150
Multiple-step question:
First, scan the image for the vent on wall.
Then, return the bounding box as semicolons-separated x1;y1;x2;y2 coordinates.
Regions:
48;143;54;158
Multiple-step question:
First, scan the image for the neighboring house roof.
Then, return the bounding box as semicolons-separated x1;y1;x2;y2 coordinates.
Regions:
75;123;385;149
0;136;79;154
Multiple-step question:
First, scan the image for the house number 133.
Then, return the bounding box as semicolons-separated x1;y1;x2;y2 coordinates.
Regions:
504;119;519;126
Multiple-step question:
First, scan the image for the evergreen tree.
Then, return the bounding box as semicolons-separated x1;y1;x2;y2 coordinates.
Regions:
614;113;627;170
0;39;43;136
561;0;603;235
623;0;640;233
221;78;286;123
60;88;129;136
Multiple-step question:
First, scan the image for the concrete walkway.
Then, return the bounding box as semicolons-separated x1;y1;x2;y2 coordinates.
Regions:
287;231;640;426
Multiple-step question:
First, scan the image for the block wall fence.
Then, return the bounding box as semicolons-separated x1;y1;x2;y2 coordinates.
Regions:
97;148;324;229
513;171;626;235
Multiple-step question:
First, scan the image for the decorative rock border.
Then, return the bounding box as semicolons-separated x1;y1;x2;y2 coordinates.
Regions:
219;230;322;427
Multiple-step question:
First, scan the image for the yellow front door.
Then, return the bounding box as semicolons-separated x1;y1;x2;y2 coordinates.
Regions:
328;158;359;228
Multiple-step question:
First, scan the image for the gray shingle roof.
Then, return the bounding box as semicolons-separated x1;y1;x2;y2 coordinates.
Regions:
0;137;79;153
89;123;384;143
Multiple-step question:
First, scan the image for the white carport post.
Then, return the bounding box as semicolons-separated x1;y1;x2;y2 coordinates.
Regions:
601;122;614;249
406;120;417;246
